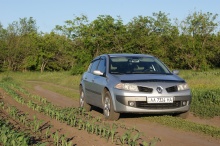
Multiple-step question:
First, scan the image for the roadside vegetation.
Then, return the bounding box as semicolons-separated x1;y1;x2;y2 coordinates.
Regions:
0;11;220;74
181;70;220;118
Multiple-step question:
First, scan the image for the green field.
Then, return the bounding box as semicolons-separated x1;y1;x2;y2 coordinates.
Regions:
1;69;220;118
180;70;220;117
1;70;220;139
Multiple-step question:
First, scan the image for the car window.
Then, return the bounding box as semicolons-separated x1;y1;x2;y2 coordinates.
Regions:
97;57;106;73
109;56;171;74
89;59;100;73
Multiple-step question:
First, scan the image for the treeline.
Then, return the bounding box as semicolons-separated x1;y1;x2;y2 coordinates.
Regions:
0;11;220;74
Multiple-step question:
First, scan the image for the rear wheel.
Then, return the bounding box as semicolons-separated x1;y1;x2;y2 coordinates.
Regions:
79;86;91;112
103;91;120;121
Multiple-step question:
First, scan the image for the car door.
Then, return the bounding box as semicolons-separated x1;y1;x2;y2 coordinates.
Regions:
83;58;100;105
90;57;107;108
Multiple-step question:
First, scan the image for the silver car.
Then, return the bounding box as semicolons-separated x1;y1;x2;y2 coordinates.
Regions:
79;54;191;120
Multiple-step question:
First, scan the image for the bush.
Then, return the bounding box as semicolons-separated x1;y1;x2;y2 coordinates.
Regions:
191;89;220;117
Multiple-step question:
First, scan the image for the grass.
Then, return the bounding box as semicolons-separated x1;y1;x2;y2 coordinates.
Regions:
40;84;79;99
0;71;81;99
179;69;220;118
179;69;220;89
0;71;81;89
2;69;220;90
1;70;220;117
145;115;220;138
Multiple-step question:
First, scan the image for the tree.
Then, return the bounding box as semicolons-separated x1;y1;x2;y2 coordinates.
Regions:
179;11;219;70
2;17;38;71
126;16;153;54
21;32;41;71
55;14;89;40
1;12;220;73
0;23;7;71
125;12;179;67
37;32;73;73
87;15;126;55
55;15;127;74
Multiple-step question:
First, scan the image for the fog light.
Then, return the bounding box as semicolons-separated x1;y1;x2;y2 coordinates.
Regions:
128;101;135;107
182;101;187;106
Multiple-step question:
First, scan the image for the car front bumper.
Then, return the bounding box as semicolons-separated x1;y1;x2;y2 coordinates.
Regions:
112;89;191;114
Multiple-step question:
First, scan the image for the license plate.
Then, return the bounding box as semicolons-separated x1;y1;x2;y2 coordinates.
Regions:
147;97;173;103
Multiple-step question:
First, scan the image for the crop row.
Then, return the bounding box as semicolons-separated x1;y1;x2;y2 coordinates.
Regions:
0;78;161;146
0;116;31;146
0;100;72;146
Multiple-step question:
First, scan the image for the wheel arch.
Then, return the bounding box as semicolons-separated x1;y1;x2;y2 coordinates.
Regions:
79;84;87;101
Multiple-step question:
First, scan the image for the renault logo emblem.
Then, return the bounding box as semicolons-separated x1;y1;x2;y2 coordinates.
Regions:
156;86;163;93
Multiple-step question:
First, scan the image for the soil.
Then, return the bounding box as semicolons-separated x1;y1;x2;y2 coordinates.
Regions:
0;81;220;146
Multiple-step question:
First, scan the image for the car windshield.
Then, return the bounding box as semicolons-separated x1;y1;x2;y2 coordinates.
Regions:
109;56;171;74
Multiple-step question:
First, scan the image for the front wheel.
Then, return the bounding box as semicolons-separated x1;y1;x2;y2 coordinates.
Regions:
103;91;120;121
79;86;91;112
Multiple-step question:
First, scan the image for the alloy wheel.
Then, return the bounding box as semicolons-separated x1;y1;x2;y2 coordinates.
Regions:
80;91;84;108
104;97;110;117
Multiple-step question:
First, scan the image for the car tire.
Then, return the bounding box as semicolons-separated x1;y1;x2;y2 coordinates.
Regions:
175;110;189;119
103;91;120;121
79;86;91;112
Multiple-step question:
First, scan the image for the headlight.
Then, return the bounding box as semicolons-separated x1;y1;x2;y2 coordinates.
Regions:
177;83;189;91
115;83;138;91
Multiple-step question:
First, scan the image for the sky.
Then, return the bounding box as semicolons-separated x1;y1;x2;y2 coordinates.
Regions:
0;0;219;33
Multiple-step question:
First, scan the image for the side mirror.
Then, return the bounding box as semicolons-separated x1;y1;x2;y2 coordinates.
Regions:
93;70;104;76
172;70;179;75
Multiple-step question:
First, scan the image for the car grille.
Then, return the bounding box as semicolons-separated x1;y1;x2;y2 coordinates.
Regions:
166;86;178;93
136;101;181;109
138;86;153;93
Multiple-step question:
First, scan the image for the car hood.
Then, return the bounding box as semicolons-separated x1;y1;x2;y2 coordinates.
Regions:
112;74;185;83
